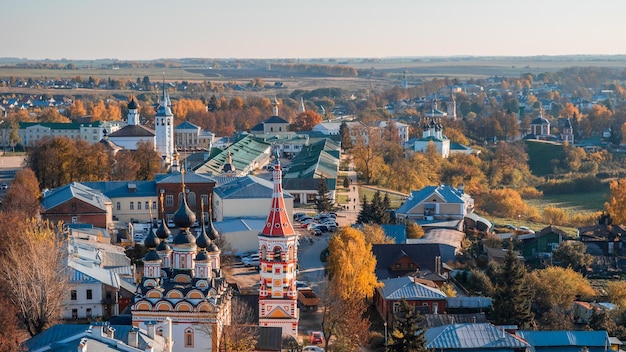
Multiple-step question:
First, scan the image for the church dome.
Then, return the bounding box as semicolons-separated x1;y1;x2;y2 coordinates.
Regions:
208;242;220;252
195;250;209;261
144;250;161;262
173;196;196;229
196;225;211;249
156;241;171;252
144;228;160;249
155;220;171;240
172;230;196;245
127;97;138;110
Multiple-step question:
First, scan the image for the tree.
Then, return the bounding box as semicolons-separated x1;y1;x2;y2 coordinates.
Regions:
553;241;592;272
358;191;391;224
605;178;626;224
530;266;595;311
112;150;140;181
343;176;350;189
327;227;380;301
386;299;428;352
405;221;425;239
0;219;70;336
491;243;534;328
361;223;395;244
606;281;626;307
133;141;163;180
291;110;323;131
339;121;353;149
218;296;258;352
1;168;42;218
0;293;21;351
315;177;333;213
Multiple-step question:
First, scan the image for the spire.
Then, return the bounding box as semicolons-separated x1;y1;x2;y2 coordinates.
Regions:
222;143;236;175
155;193;171;242
272;97;280;116
261;153;296;237
297;97;306;114
206;192;220;242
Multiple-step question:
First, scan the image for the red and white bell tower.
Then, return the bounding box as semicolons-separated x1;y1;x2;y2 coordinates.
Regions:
258;157;299;336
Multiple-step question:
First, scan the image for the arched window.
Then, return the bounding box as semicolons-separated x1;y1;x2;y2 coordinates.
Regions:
184;328;194;347
178;192;185;206
273;247;282;262
188;192;196;206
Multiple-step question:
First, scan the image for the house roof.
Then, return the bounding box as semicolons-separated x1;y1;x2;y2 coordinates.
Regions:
192;135;272;175
23;324;165;352
107;124;155;137
426;323;529;350
378;276;446;300
42;182;111;211
515;330;609;348
537;225;567;238
424;313;487;328
264;115;289;124
531;117;550;125
214;175;293;199
372;243;448;280
81;181;157;198
282;177;336;192
396;185;470;215
154;172;216;185
175;121;201;130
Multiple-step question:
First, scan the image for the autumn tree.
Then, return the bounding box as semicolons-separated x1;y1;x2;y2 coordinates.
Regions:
291;110;322;131
339;121;353;149
1;168;42;218
530;266;595;311
0;293;21;351
386;299;428;352
68;99;88;117
352;125;384;184
481;188;529;218
133;141;163;180
327;227;380;301
0;219;70;336
217;296;258;352
111;150;141;181
552;241;593;272
605;178;626;224
361;223;395;244
406;221;425;239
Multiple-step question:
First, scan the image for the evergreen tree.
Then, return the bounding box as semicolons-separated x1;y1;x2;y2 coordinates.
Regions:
343;176;350;189
491;243;534;328
357;191;391;224
315;177;333;212
339;121;353;149
357;195;371;224
386;299;428;352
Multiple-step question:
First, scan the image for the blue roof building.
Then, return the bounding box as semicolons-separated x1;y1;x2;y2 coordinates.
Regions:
426;323;529;351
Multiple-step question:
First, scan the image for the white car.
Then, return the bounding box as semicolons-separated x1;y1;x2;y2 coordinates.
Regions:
303;346;324;352
243;254;260;267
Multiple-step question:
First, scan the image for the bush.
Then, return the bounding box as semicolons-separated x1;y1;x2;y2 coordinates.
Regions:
518;186;543;199
368;331;385;349
540;175;604;194
543;206;568;225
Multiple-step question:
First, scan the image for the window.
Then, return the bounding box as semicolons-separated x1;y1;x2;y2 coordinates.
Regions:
72;216;78;224
393;302;400;312
156;327;163;336
166;195;173;206
70;290;77;300
146;201;150;210
86;289;93;300
273;248;282;261
71;203;77;212
394;263;401;270
130;202;134;210
184;328;194;347
178;192;185;206
72;309;78;319
188;192;196;206
152;201;157;209
201;194;209;207
137;201;141;210
116;202;121;211
86;308;92;317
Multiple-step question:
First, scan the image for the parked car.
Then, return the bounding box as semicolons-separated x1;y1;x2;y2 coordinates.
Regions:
293;212;307;220
0;183;7;190
518;226;535;234
243;254;260;267
309;331;324;344
303;346;324;352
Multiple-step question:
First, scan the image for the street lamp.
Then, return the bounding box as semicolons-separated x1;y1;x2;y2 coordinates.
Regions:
384;321;388;347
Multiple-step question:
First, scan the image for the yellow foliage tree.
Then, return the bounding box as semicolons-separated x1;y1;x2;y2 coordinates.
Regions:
543;206;568;226
327;227;380;301
361;224;395;245
605;179;626;225
482;188;528;218
530;266;595;310
607;281;626;307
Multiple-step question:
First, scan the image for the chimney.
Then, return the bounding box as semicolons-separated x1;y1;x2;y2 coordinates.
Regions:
106;326;115;339
128;327;139;348
77;338;88;352
146;321;156;339
92;322;106;337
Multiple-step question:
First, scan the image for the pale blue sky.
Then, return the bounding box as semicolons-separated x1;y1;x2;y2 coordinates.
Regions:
5;0;626;60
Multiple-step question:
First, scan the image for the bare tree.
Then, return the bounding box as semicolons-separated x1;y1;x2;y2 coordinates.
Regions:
199;295;257;352
0;220;70;336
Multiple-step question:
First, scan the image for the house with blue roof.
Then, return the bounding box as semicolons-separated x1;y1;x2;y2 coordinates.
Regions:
516;330;613;352
375;276;447;324
23;322;167;352
395;184;474;223
174;121;214;151
81;181;158;224
213;175;293;221
425;323;530;351
41;182;113;230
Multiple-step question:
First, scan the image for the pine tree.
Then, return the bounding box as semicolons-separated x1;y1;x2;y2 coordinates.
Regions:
315;177;333;212
357;195;371;224
491;242;534;328
343;176;350;189
387;299;428;352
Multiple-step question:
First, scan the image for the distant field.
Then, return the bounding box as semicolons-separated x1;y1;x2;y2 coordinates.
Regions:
525;190;608;215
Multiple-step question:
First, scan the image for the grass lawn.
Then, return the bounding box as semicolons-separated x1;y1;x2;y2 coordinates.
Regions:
525;190;607;215
358;187;406;209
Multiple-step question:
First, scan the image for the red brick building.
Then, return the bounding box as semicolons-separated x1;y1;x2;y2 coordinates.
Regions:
375;276;447;325
155;172;216;223
41;182;112;229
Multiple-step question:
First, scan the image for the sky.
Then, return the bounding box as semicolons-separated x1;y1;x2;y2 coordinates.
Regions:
5;0;626;60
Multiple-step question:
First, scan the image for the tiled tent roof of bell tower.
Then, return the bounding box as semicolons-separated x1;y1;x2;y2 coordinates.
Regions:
261;162;296;237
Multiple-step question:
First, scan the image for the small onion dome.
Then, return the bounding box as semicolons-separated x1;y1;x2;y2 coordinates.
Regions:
144;228;160;249
173;196;196;229
156;241;171;252
128;97;138;110
196;226;210;249
172;229;196;245
208;241;220;252
144;250;161;262
156;220;171;240
206;218;220;241
195;250;209;261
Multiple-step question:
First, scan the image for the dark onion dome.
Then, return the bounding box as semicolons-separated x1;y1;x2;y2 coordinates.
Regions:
172;229;196;245
206;214;220;241
208;241;220;253
155;220;171;240
195;250;209;261
127;97;138;110
144;227;160;249
196;224;210;249
173;196;196;229
144;250;161;262
156;241;171;252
